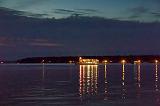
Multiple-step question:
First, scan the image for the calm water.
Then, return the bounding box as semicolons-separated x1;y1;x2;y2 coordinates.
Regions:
0;63;160;106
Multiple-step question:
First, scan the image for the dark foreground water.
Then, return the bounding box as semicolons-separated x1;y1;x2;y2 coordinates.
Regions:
0;63;160;106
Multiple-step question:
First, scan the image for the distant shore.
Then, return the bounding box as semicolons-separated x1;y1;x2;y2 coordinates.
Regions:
2;55;160;64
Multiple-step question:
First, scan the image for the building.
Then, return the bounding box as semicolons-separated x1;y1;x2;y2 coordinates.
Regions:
79;57;99;65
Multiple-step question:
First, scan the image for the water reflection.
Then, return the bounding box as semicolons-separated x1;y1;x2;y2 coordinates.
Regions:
155;63;159;91
134;62;141;99
79;65;98;98
121;63;126;99
137;64;141;88
41;63;46;91
42;63;45;83
1;64;160;105
155;63;160;104
104;64;109;100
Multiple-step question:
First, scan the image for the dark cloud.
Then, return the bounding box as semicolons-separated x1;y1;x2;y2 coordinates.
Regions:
54;9;78;15
128;15;140;19
0;36;62;48
151;12;160;17
127;6;160;20
54;9;89;16
129;6;149;14
27;38;62;47
29;42;62;47
75;9;99;13
55;9;76;14
0;7;48;18
54;8;99;16
128;6;149;19
20;12;48;18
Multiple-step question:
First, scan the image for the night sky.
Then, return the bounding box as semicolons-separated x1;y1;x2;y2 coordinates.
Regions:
0;0;160;60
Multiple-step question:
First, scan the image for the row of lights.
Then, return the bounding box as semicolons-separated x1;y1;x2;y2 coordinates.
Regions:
103;59;159;64
41;59;159;64
78;57;159;64
68;60;160;64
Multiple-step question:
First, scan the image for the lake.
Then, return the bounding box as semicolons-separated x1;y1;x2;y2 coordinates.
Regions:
0;63;159;106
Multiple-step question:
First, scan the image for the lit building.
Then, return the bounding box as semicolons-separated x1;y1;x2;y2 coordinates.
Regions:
134;60;141;64
102;60;108;64
121;60;126;64
79;57;99;65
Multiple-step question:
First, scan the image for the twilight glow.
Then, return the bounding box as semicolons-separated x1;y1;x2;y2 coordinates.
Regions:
0;0;160;21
